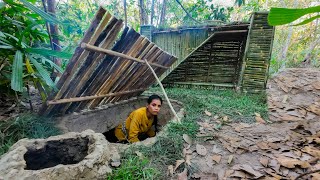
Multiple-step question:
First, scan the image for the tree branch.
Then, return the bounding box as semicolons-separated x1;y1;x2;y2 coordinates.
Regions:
174;0;201;24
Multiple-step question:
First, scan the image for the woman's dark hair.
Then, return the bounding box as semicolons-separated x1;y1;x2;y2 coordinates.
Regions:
147;94;163;104
147;94;162;133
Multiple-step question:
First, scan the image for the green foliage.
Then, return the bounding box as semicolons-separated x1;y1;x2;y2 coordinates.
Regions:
0;113;61;156
268;5;320;26
0;0;71;95
107;156;160;180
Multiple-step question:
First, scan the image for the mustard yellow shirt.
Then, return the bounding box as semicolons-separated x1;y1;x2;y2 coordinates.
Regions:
115;107;156;143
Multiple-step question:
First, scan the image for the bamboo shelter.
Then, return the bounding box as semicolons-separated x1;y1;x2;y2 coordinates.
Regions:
40;7;177;116
141;12;275;92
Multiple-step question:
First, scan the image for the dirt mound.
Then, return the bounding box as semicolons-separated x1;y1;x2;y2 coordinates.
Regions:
267;68;320;122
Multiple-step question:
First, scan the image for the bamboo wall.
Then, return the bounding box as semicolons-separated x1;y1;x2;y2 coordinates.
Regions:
141;12;274;92
240;12;275;93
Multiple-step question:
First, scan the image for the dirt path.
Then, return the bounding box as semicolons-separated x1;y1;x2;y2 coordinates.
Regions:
174;68;320;180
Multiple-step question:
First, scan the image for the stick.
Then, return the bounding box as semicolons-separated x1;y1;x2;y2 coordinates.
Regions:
143;59;181;123
81;43;169;69
47;88;147;105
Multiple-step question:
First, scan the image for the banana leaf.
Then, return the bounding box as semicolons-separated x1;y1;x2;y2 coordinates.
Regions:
25;48;72;59
268;6;320;26
11;50;23;92
20;0;60;24
28;55;57;91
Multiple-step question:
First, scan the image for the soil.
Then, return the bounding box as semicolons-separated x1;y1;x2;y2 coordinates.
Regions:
173;68;320;180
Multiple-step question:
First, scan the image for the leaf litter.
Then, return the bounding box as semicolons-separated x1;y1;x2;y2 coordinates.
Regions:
185;68;320;180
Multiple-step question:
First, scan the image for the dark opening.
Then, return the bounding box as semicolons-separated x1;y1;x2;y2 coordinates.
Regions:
103;128;118;143
24;137;89;170
103;126;158;143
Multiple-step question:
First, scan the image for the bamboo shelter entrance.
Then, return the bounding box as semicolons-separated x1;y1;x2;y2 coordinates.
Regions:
141;12;275;92
39;7;177;116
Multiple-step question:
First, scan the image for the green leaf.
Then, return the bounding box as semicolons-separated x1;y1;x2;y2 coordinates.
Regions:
28;55;56;90
268;6;320;26
11;50;24;92
293;14;320;26
40;57;64;74
19;0;60;24
25;48;72;59
0;45;14;49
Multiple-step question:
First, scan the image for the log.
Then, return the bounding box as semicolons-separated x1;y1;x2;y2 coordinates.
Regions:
81;43;169;69
47;88;147;105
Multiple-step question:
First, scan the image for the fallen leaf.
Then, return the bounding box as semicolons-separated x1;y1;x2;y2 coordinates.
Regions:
302;146;320;158
196;144;207;156
185;155;192;166
174;159;185;171
183;148;193;157
177;168;188;180
282;95;288;103
228;155;233;164
212;145;222;154
212;155;222;163
223;116;229;122
204;110;212;116
167;165;174;176
255;115;266;124
269;159;280;173
256;141;270;150
311;173;320;180
312;81;320;90
307;104;320;116
240;164;263;178
276;156;311;168
183;134;192;145
224;170;234;178
264;168;283;179
230;170;247;178
260;157;269;167
268;142;279;150
135;151;144;159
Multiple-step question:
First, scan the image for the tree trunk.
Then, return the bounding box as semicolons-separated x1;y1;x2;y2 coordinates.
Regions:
150;0;155;25
123;0;127;26
46;0;62;78
303;18;319;64
138;0;148;25
159;0;167;26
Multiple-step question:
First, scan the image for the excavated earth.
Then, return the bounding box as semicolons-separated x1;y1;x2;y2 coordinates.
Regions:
172;68;320;180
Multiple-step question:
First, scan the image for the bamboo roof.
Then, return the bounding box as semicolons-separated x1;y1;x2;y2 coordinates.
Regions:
40;7;177;116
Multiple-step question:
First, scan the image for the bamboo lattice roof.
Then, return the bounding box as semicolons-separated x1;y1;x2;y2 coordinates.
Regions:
40;7;177;116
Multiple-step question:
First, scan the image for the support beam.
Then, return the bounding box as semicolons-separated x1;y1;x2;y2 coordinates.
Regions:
47;88;147;105
81;43;169;69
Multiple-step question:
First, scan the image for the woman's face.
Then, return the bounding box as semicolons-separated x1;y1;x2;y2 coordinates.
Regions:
147;99;162;116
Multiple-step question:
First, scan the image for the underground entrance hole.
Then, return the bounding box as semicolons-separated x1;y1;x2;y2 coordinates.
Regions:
24;137;89;170
56;97;184;143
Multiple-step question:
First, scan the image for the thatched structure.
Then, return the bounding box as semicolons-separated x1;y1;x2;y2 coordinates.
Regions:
141;12;275;92
40;7;177;116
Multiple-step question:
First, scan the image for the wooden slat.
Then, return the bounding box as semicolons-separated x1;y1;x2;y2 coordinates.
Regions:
47;88;147;105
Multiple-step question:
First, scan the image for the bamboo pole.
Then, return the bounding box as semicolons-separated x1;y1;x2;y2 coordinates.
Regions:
47;88;147;105
81;43;169;69
143;59;181;123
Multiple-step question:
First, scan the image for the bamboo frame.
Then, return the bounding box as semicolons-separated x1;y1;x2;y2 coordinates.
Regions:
143;59;181;123
47;88;147;105
81;43;169;69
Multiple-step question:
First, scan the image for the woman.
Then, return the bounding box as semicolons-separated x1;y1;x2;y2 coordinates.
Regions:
114;94;162;143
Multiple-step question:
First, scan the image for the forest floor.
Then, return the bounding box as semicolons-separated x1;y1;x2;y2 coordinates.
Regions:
0;68;319;179
170;68;320;180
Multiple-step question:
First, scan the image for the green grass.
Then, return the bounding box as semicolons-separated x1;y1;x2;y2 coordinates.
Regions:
150;87;268;123
0;113;61;156
107;156;160;180
108;87;268;179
